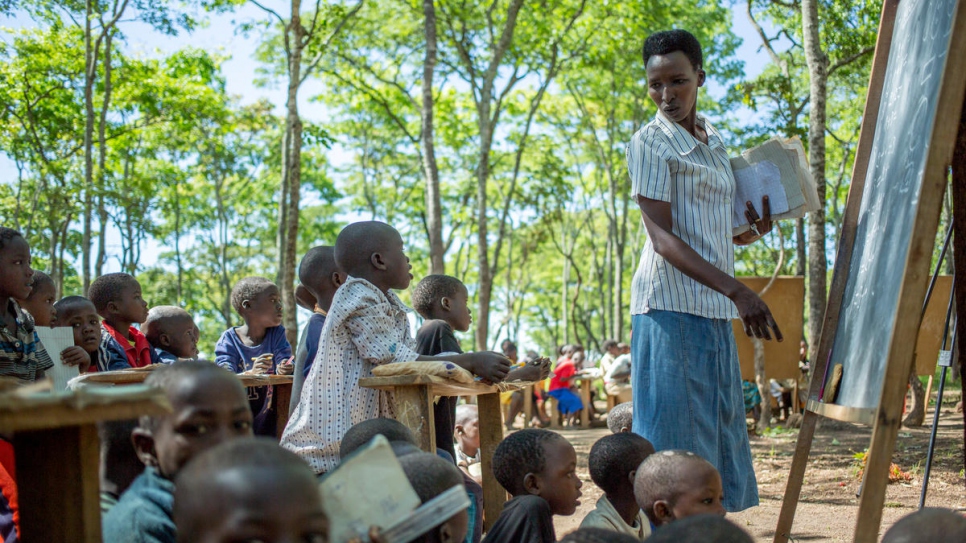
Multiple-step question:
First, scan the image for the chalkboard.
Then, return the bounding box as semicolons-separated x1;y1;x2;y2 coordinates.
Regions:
823;0;960;410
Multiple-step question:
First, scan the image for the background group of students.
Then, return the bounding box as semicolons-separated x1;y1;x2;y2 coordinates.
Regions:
0;222;964;543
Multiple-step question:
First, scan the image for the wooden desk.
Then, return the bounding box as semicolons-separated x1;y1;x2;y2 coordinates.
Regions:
0;386;169;543
574;376;594;429
359;375;535;531
71;369;295;438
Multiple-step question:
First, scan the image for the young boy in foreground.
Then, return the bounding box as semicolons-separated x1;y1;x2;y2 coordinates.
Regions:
581;433;654;539
281;221;511;475
398;452;470;543
607;401;633;434
486;429;583;543
881;507;966;543
173;438;328;543
102;361;254;543
142;306;199;363
89;272;156;370
634;450;725;529
644;514;752;543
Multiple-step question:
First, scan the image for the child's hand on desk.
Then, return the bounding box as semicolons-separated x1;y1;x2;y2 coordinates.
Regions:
246;354;274;375
506;356;551;382
61;346;91;373
463;351;511;385
276;356;295;375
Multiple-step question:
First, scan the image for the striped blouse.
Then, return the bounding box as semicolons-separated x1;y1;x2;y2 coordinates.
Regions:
0;300;54;382
626;111;739;320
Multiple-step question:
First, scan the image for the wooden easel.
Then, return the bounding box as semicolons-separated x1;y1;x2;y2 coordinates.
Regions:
775;1;966;542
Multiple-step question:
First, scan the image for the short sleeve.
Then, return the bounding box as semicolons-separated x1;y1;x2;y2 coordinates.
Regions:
214;332;242;373
627;130;672;203
342;288;419;365
271;326;294;369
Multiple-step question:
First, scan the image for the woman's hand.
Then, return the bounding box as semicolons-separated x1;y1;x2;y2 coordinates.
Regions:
731;283;783;341
733;196;773;246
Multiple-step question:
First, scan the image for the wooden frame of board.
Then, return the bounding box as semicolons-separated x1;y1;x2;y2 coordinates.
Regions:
775;1;966;542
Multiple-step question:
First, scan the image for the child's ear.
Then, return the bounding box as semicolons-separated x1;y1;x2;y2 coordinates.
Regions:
331;271;345;288
627;469;637;486
241;299;252;310
371;252;388;271
652;499;674;526
131;427;159;469
159;333;172;348
697;68;706;87
523;472;541;495
106;301;119;314
440;296;452;312
620;426;631;433
437;520;457;543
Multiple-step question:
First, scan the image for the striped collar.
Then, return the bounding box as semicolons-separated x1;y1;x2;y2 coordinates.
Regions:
653;110;725;155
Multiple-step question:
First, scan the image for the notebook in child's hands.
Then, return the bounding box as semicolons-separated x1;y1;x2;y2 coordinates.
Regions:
35;327;77;390
730;137;820;236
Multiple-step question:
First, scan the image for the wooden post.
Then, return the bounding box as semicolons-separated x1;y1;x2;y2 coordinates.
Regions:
478;392;506;531
274;383;292;438
394;385;436;452
523;386;534;429
579;379;591;428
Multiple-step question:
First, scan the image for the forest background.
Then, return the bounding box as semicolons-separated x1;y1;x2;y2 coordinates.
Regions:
0;0;905;371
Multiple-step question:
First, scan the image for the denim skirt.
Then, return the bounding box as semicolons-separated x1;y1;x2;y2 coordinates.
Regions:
631;310;759;512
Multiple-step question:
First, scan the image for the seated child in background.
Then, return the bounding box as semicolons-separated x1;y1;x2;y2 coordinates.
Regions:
881;507;966;543
142;307;199;363
581;433;655;540
454;404;482;485
89;272;156;370
0;227;54;382
19;272;91;373
486;428;583;543
102;361;254;543
281;221;511;475
53;296;103;370
339;417;417;459
643;514;752;543
290;246;344;415
398;452;470;543
548;351;584;426
98;419;143;514
607;401;633;434
634;450;725;529
560;527;639;543
173;438;328;543
215;276;294;436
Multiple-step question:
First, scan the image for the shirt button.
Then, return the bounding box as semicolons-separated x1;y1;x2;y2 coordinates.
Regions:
13;342;20;348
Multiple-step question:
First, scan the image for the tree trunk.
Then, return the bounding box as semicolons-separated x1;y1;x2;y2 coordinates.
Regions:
754;338;773;433
421;0;444;275
903;373;926;427
475;120;492;350
802;0;829;366
82;0;96;294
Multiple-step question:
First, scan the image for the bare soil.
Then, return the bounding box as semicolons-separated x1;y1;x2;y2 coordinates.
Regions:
549;390;966;542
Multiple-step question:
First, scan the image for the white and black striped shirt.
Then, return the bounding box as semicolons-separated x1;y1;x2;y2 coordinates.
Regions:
626;112;739;320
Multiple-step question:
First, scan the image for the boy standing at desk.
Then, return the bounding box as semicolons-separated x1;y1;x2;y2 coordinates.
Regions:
281;221;511;475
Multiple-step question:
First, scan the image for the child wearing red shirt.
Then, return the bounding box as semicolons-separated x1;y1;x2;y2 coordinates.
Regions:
88;273;157;369
548;355;584;426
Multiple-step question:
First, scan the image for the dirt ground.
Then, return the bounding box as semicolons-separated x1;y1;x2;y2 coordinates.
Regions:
547;390;966;542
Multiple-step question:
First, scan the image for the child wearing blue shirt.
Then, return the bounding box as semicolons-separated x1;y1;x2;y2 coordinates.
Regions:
142;306;199;363
215;277;294;436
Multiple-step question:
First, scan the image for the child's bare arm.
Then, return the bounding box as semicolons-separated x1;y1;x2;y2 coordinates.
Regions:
60;346;91;373
414;351;512;384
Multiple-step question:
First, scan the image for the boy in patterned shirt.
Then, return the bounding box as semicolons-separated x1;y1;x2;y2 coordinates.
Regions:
281;221;511;475
0;228;54;382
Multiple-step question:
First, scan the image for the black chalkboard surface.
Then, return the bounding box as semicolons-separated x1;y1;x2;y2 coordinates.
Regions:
823;0;960;410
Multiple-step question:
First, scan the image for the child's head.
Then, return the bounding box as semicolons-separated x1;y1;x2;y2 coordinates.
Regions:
298;246;345;314
339;417;417;459
294;284;317;312
618;342;630;355
601;339;619;356
230;277;282;329
0;227;33;302
19;270;56;326
492;428;582;515
133;361;253;480
634;450;724;527
454;404;479;451
174;437;328;543
882;508;966;543
645;514;752;543
334;221;411;292
98;419;143;498
500;339;517;361
398;452;470;543
412;275;471;331
589;433;654;502
560;527;639;543
142;306;200;359
607;402;633;434
53;296;101;353
88;272;149;325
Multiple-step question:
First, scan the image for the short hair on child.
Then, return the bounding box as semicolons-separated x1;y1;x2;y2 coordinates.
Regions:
229;276;275;314
334;221;400;277
398;452;465;503
54;295;95;314
0;227;22;251
560;527;640;543
142;306;192;345
644;515;753;543
601;339;618;352
88;272;137;311
298;246;337;294
173;437;319;541
339;417;418;459
411;275;464;319
25;271;54;298
643;29;703;70
634;450;716;516
882;508;966;543
492;428;565;495
588;433;655;495
455;404;478;427
139;361;234;431
391;441;422;458
607;402;633;434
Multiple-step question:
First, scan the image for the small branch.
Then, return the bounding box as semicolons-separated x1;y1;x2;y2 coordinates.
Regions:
828;46;875;76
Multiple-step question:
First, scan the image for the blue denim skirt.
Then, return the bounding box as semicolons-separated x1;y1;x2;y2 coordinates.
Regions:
631;311;759;512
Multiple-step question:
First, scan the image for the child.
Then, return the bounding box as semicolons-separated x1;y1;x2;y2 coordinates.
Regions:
102;361;254;543
581;433;655;540
142;306;199;363
215;276;294;436
881;508;966;543
454;404;482;484
98;419;142;514
173;438;328;543
290;246;345;415
486;428;583;543
17;270;56;326
634;450;725;529
53;296;103;369
643;515;752;543
339;417;417;459
607;401;633;434
88;272;157;369
398;452;470;543
548;351;584;426
0;227;54;382
560;527;639;543
281;221;511;475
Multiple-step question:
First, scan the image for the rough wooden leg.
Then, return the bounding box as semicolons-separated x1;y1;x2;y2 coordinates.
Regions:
523;386;533;429
774;410;819;543
478;393;506;532
580;380;591;428
274;383;292;440
549;397;562;428
16;424;101;543
394;385;436;452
